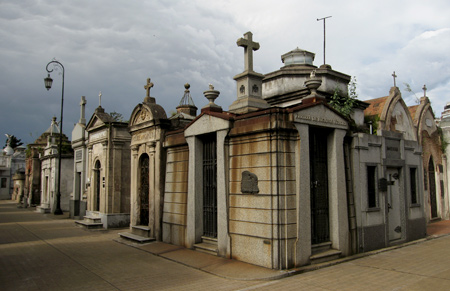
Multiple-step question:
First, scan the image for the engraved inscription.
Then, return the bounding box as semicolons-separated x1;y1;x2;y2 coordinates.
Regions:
89;131;107;142
294;113;347;126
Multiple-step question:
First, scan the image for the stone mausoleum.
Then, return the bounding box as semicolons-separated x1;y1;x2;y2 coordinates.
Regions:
36;117;74;214
76;100;131;229
116;32;428;269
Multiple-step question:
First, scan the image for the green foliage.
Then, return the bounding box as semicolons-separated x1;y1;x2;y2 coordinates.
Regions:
110;111;128;123
437;126;448;154
403;82;420;104
4;135;23;149
364;115;380;135
61;141;73;154
329;77;358;118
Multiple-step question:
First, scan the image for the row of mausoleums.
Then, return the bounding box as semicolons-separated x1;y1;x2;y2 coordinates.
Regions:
20;32;450;269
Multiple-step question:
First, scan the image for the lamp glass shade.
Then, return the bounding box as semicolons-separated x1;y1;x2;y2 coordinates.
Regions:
44;74;53;90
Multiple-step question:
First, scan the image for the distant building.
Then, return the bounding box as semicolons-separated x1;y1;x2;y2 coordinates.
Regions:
409;93;449;222
36;117;73;213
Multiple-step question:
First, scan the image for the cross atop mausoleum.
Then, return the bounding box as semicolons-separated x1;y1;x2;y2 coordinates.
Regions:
145;78;154;97
237;31;260;72
392;71;397;87
79;96;86;124
423;84;427;97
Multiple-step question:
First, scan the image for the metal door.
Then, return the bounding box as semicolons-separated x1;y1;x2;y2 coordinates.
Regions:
310;128;330;245
95;161;101;211
428;158;438;218
387;168;402;241
203;134;217;238
139;154;150;226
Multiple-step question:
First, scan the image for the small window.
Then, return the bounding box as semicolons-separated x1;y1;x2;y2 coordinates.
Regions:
367;166;377;208
410;168;418;204
1;178;7;188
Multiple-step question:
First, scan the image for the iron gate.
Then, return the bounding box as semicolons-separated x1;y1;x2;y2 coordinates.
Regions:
310;128;330;244
140;154;150;226
95;161;101;211
203;134;217;238
429;158;438;218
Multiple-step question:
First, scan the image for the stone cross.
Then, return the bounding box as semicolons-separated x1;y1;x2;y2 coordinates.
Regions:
423;84;427;96
392;71;397;87
80;96;86;124
237;32;260;72
99;91;102;107
144;78;154;97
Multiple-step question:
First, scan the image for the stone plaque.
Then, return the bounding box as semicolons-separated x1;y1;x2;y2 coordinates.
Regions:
385;139;400;160
241;171;259;194
75;150;82;161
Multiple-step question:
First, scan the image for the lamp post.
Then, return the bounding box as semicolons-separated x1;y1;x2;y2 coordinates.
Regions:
44;60;65;215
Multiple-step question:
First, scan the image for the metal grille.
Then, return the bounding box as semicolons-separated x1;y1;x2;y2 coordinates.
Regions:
310;128;330;245
203;135;217;238
95;161;101;212
140;154;150;226
429;158;438;218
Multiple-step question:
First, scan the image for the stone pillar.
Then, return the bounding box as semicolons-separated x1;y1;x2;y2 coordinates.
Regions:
294;123;311;266
217;129;231;257
12;172;25;203
328;129;350;255
130;145;140;227
186;136;203;248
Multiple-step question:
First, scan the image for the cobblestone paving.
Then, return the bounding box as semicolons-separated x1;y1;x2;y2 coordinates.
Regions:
1;201;450;290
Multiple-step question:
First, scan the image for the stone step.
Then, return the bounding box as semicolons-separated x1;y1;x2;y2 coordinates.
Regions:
310;249;342;265
119;232;155;244
194;241;218;256
75;220;104;230
131;225;151;238
201;236;218;245
36;206;50;214
311;241;332;255
83;216;102;224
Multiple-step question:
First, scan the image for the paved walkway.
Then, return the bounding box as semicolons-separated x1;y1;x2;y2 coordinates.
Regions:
1;200;450;290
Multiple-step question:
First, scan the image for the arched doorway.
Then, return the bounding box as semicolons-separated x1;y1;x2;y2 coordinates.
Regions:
94;160;101;211
139;154;150;226
428;157;438;219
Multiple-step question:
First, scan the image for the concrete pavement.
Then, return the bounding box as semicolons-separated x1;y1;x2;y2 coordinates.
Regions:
1;200;450;290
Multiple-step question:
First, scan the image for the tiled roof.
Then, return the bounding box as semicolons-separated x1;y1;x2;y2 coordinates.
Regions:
408;105;419;121
364;96;388;117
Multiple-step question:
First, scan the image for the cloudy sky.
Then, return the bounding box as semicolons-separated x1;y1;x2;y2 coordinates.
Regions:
1;0;450;145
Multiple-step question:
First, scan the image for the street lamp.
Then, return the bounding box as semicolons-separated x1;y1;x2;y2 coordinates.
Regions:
44;60;65;215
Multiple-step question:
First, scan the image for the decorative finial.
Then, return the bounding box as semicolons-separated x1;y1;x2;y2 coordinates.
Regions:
423;84;427;97
202;83;221;111
184;83;190;90
98;91;102;107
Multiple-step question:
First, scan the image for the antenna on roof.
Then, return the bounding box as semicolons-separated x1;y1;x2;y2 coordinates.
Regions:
317;16;332;65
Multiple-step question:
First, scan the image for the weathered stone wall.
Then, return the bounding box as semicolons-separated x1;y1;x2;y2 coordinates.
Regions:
228;115;298;269
163;135;189;246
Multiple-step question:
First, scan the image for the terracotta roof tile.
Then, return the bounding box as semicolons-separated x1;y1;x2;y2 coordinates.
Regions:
364;96;388;117
408;105;419;120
